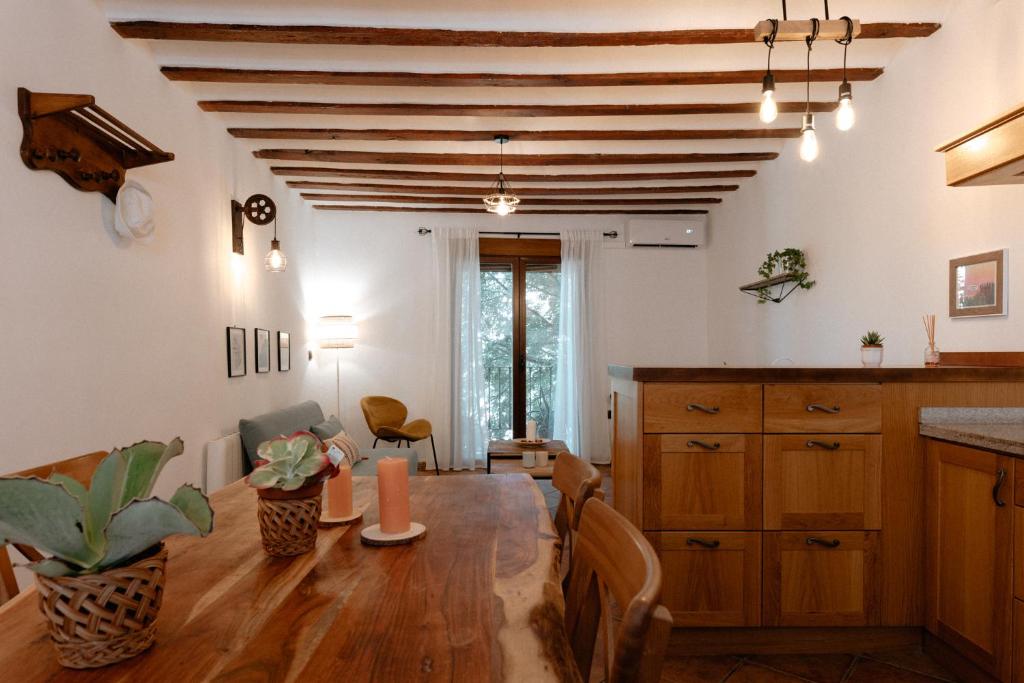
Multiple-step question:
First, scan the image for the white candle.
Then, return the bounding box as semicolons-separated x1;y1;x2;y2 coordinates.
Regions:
535;450;548;468
526;419;537;441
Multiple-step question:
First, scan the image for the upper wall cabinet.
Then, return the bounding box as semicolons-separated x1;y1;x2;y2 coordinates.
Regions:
937;104;1024;187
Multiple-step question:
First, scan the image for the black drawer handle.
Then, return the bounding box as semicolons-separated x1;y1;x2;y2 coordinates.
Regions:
687;403;720;415
806;440;841;450
686;440;721;451
686;537;721;549
806;537;841;548
806;403;841;414
994;468;1007;507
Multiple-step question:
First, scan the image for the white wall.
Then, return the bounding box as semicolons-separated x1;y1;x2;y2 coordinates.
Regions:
309;210;709;464
706;0;1024;367
0;1;323;492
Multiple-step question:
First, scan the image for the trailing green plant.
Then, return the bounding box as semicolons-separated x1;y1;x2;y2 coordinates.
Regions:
247;431;337;491
755;248;816;303
860;331;885;347
0;439;213;577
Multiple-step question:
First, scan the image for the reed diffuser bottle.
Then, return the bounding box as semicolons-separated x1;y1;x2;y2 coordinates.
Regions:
923;314;940;367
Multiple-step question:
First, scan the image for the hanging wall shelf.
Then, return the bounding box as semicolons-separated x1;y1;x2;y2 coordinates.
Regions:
17;87;174;202
739;273;803;303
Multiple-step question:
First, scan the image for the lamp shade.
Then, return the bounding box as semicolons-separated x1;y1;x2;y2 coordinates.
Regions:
319;315;358;349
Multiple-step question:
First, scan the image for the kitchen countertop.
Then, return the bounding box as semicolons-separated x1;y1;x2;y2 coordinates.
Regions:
919;407;1024;457
609;365;1024;383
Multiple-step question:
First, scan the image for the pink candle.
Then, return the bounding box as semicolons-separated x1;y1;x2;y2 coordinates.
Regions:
377;457;411;534
327;464;353;518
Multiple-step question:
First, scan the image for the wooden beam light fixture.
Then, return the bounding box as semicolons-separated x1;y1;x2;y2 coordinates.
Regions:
753;1;862;43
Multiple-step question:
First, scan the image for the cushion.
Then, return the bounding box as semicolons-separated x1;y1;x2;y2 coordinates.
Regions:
325;431;361;468
310;414;344;440
239;400;325;468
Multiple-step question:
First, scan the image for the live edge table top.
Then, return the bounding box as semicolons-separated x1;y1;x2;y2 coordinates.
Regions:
0;475;578;683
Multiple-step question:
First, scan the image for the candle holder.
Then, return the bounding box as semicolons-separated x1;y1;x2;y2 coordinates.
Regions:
320;508;363;527
360;522;427;546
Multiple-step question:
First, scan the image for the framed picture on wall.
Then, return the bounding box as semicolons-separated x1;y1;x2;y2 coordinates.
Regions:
255;328;271;373
278;331;290;372
226;327;246;378
949;249;1008;318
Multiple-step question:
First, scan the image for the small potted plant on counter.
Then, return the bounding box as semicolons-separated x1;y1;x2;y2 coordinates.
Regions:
0;439;213;669
247;431;338;557
860;331;886;367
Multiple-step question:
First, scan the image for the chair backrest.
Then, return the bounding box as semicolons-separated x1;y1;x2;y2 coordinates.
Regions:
551;451;602;548
360;396;408;435
0;450;108;606
564;498;673;683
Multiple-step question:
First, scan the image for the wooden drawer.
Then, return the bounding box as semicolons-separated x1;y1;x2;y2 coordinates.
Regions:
764;435;881;530
763;531;880;627
764;384;881;433
643;434;762;531
644;384;762;434
648;531;761;627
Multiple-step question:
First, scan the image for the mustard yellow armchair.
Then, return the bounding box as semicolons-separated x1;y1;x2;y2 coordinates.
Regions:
360;395;439;475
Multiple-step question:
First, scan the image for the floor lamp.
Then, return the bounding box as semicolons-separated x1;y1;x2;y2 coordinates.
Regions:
319;315;358;418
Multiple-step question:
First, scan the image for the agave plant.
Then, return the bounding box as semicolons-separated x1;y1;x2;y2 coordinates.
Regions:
860;330;885;347
247;431;336;491
0;439;213;577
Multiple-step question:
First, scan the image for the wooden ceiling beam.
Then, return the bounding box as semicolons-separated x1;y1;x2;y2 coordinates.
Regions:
165;67;882;88
270;167;758;181
113;21;941;46
314;205;709;214
287;181;738;195
300;193;722;205
201;101;836;116
254;149;777;165
231;127;801;141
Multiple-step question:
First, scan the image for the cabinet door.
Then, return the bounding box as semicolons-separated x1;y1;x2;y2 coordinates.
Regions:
1015;600;1024;683
643;434;761;531
763;531;880;627
764;435;881;530
926;440;1013;681
648;531;761;627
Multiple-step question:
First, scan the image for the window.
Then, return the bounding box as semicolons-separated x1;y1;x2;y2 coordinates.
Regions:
479;240;561;440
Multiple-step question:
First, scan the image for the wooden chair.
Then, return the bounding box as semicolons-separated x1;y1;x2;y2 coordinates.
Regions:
360;396;440;475
564;498;673;683
551;451;602;585
0;450;107;606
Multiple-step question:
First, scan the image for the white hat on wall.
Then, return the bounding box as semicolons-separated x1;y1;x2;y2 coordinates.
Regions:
114;180;156;244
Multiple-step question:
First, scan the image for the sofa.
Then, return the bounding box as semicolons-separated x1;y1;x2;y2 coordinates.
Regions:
238;400;418;476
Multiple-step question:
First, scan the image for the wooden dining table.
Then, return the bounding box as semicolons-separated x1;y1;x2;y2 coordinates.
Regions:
0;474;580;682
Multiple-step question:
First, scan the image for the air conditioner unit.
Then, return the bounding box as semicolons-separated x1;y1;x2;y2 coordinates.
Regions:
627;217;707;248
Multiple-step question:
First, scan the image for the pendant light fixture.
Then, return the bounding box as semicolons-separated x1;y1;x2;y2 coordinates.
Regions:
759;19;780;124
264;218;287;272
835;16;856;131
482;135;519;216
799;19;820;162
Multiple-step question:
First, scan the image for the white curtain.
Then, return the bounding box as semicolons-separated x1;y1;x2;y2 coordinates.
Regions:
553;229;609;463
431;227;487;470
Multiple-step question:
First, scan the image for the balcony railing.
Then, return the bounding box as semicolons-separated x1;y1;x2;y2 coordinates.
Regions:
483;364;556;441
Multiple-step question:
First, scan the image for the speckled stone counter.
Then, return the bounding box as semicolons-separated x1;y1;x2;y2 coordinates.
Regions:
920;407;1024;457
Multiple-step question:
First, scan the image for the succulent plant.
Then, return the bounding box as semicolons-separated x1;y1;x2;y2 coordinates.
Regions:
0;439;213;577
247;431;336;491
860;330;885;347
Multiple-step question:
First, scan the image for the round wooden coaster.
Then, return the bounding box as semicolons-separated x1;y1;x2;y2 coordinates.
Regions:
319;509;363;528
360;522;426;546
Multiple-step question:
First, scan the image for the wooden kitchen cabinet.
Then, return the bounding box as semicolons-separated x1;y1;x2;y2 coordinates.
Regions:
763;531;880;627
643;434;761;530
648;531;761;627
764;435;881;530
926;439;1014;681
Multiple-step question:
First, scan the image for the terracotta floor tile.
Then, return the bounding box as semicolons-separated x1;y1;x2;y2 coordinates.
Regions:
862;649;955;681
660;655;742;683
845;658;950;682
747;654;856;683
725;662;813;682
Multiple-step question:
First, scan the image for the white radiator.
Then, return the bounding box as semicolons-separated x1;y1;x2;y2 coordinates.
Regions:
203;433;246;493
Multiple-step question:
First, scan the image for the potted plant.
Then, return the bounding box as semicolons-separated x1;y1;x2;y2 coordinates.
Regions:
752;248;816;303
247;431;338;557
860;331;885;367
0;439;213;669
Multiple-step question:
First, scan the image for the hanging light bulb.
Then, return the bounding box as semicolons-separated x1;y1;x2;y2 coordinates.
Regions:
760;74;778;124
264;219;287;272
836;81;855;131
483;135;520;215
800;113;819;162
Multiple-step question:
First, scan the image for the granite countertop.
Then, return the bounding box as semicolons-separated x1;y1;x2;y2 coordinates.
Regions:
919;408;1024;457
609;365;1024;383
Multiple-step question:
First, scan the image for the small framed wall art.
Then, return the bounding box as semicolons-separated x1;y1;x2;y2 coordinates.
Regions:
949;249;1008;318
255;328;271;373
226;327;246;378
278;331;291;372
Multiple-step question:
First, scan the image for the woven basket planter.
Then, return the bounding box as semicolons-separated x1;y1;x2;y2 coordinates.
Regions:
34;543;167;669
256;482;323;557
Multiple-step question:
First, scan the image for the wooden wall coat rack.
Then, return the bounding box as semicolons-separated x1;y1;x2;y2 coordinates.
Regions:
17;88;174;202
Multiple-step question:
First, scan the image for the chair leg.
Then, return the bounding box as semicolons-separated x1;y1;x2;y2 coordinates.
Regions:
373;437;379;448
430;434;440;476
